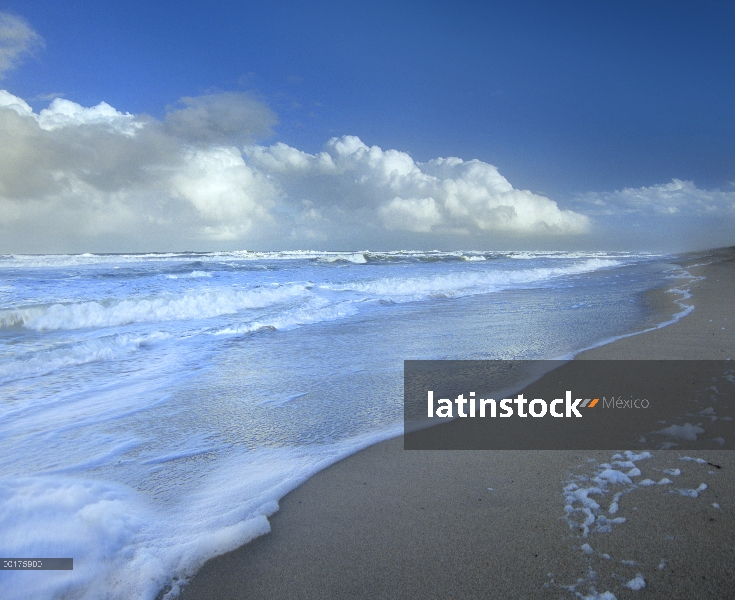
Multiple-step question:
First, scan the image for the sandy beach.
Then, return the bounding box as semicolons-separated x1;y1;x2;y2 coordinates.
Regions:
179;248;735;599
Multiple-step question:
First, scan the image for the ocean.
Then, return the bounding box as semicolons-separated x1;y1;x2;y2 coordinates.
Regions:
0;250;689;599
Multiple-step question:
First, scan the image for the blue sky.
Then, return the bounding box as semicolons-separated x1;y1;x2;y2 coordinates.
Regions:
0;1;733;252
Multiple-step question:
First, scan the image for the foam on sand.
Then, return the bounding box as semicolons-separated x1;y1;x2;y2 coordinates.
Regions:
0;427;402;600
624;574;646;590
558;447;723;598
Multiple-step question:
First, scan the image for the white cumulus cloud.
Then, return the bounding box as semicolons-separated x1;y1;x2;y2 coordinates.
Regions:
0;90;616;253
246;136;590;238
171;147;276;240
379;197;443;233
0;90;278;252
0;90;143;134
37;98;143;135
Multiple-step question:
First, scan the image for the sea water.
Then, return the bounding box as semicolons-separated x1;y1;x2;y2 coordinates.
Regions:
0;250;687;598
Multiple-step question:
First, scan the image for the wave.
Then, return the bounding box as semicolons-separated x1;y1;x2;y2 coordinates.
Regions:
324;258;622;300
213;297;359;336
0;285;308;331
0;250;660;269
0;332;170;383
165;271;212;279
0;258;624;335
0;252;207;269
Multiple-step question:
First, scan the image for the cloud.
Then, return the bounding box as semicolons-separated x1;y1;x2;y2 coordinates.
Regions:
164;92;277;145
0;90;142;135
578;179;735;217
379;197;442;233
571;179;735;251
0;13;44;78
0;90;589;252
170;147;276;240
245;136;590;238
0;90;169;199
4;87;731;253
0;90;278;252
0;90;592;252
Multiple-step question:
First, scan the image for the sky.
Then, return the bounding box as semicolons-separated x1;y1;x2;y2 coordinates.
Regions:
0;0;733;253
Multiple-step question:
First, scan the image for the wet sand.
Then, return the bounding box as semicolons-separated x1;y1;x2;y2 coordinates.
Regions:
179;247;735;599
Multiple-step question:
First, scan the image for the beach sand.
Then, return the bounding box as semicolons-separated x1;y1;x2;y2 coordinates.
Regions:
179;248;735;599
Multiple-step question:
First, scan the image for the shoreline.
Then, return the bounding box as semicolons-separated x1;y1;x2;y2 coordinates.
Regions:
179;247;735;599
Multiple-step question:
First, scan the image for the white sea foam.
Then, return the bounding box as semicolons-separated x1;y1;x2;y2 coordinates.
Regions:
596;469;632;485
653;423;705;441
325;258;621;300
638;478;672;486
580;590;618;599
0;427;402;600
558;266;696;361
0;332;170;383
0;256;623;338
679;456;707;464
462;255;486;261
212;296;359;336
165;271;212;279
0;285;308;331
318;252;368;264
0;249;646;269
560;447;719;599
676;483;707;498
624;575;646;590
